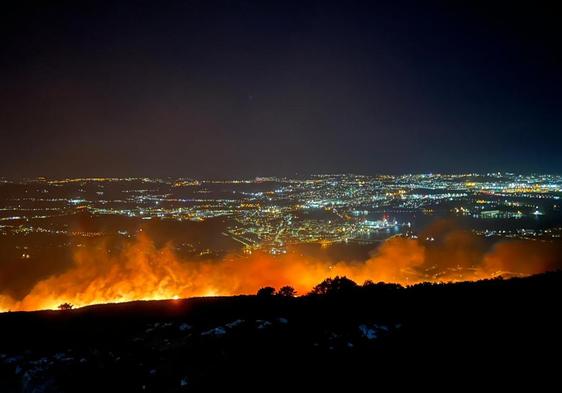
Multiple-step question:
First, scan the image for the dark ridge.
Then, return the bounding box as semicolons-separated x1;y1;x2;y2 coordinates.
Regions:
1;271;561;391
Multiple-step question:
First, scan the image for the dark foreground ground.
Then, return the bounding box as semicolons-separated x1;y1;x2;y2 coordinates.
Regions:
1;272;561;392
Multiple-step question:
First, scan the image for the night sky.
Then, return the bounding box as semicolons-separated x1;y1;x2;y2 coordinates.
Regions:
1;0;561;178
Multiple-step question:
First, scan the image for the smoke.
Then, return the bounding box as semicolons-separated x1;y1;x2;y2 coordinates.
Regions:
331;237;426;283
483;240;562;276
1;228;561;312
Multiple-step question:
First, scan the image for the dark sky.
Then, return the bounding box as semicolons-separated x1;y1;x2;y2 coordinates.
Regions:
1;0;561;178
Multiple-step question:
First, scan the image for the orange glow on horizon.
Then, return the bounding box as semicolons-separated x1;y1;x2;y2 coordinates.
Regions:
0;233;560;312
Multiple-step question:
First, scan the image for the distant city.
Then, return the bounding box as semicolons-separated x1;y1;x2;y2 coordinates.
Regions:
1;173;561;260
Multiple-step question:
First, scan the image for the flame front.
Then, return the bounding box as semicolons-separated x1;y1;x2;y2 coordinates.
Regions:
1;232;561;312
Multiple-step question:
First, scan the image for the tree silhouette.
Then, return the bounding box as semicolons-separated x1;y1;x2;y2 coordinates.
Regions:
58;303;73;311
311;276;357;295
277;286;296;297
257;287;276;297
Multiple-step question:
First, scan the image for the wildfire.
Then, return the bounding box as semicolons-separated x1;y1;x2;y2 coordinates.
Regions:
1;231;560;312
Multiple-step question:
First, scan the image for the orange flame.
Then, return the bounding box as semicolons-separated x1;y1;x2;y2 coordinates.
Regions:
1;232;561;312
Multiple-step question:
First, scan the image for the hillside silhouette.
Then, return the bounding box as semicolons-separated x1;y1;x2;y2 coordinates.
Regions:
1;271;561;391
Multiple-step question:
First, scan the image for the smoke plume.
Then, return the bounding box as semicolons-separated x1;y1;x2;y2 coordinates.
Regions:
1;229;561;311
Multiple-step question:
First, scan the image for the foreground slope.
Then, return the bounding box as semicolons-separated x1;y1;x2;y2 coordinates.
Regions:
1;272;561;391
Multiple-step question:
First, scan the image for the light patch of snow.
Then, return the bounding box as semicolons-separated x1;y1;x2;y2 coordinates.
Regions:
358;324;378;340
5;355;23;364
225;319;245;329
256;320;273;329
54;353;66;361
201;327;227;336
